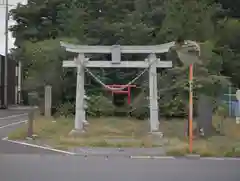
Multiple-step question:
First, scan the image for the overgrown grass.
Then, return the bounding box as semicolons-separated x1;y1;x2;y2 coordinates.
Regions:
8;117;73;140
8;116;160;148
163;116;240;157
8;115;240;157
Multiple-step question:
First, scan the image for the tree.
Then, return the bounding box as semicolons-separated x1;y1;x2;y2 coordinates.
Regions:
210;18;240;87
10;0;71;44
13;37;78;110
9;0;232;117
216;0;240;18
158;0;216;42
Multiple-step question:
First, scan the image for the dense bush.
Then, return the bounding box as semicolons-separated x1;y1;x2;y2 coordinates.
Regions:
87;94;115;117
55;101;75;117
54;93;150;119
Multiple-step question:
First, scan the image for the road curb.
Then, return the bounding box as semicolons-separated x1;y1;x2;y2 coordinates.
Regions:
199;157;240;161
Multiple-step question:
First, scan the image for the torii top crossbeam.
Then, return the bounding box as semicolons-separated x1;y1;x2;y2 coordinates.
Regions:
60;42;175;68
60;41;175;54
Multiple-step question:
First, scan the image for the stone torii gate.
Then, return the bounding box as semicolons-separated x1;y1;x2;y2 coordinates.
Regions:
60;42;175;134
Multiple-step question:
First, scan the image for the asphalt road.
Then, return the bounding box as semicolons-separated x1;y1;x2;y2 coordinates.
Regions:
0;109;29;138
0;108;31;119
0;155;239;181
0;109;239;181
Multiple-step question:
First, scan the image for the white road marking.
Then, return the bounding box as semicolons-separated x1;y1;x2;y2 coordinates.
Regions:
130;156;175;159
150;156;176;159
130;156;240;160
0;113;27;120
3;138;76;155
0;120;27;129
201;157;240;161
200;157;225;161
130;156;151;159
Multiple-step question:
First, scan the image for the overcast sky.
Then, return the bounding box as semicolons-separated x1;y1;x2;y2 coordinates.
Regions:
0;0;27;55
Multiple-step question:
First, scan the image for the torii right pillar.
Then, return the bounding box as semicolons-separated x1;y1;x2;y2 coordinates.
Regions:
148;53;160;132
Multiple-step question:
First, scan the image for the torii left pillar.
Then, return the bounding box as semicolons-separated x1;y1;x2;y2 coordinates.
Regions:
70;54;86;134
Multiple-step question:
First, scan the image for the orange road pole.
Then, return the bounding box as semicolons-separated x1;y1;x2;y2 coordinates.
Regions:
189;64;193;153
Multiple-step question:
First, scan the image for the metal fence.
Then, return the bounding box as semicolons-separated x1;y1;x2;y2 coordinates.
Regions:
222;85;239;117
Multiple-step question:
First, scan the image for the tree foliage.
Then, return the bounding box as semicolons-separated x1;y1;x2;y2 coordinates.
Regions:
9;0;240;117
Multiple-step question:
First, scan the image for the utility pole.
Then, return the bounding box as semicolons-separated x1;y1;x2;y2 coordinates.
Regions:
4;0;9;108
0;54;4;108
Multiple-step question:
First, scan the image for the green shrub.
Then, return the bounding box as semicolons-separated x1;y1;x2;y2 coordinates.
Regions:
87;94;115;117
56;101;75;117
129;106;149;120
224;147;240;157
